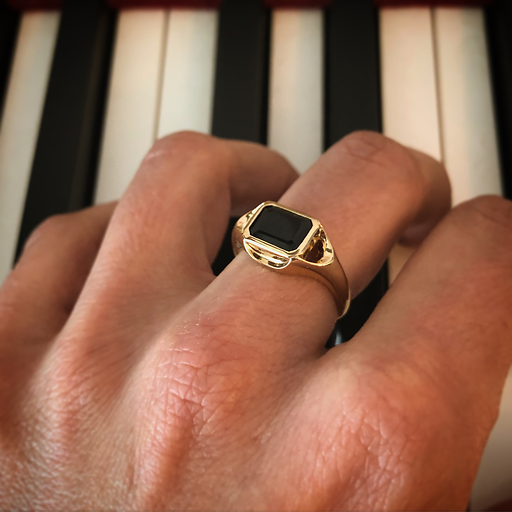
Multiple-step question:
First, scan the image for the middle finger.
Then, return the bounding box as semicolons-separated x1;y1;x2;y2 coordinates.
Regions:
77;131;297;316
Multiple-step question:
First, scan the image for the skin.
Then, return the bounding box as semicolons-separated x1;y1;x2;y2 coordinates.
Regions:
0;130;511;510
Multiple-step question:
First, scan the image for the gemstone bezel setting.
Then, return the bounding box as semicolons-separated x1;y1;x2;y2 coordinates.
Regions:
232;200;351;318
234;201;327;270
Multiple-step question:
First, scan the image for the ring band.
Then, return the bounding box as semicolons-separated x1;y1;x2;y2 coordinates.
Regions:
232;201;351;318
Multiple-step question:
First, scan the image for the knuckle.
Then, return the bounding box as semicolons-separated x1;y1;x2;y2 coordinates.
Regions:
354;336;502;446
147;308;268;425
336;357;483;508
453;195;512;235
447;195;512;293
336;131;426;197
146;130;234;175
135;132;236;204
23;214;74;251
33;341;112;462
358;357;463;442
42;345;91;416
339;130;389;158
37;325;120;432
156;129;213;151
30;360;85;461
33;214;71;236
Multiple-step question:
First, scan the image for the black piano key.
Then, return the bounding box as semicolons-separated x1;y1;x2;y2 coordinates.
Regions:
486;0;512;201
325;0;387;346
211;0;269;142
0;1;19;119
16;0;115;257
325;0;381;141
211;0;269;274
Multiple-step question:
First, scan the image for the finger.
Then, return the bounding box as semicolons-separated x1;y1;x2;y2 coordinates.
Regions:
83;131;297;311
182;132;451;363
328;196;512;503
279;139;450;298
344;195;512;419
0;203;115;344
44;133;297;382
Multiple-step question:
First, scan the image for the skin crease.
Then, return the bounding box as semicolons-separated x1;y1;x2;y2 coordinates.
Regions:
0;131;511;510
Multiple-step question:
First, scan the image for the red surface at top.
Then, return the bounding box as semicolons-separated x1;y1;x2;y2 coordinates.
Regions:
7;0;494;8
7;0;62;8
375;0;493;5
8;0;222;8
107;0;221;6
265;0;331;6
110;0;330;5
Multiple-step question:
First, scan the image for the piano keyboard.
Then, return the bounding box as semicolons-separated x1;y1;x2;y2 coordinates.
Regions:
0;0;511;508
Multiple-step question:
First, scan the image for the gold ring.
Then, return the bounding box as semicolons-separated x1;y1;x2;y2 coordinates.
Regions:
232;201;351;318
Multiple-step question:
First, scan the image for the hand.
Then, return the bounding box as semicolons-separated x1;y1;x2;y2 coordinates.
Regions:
1;131;511;510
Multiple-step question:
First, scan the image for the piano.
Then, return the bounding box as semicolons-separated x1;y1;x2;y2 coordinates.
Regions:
0;0;510;508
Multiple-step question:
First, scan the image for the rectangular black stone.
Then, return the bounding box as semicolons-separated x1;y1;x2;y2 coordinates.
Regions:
249;205;312;252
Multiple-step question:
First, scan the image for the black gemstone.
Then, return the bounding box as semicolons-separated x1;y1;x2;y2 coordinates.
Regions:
249;205;312;251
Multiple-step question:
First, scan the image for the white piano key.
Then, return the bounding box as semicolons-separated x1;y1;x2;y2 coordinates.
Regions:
432;7;510;509
380;8;442;158
0;12;60;284
268;9;323;174
95;11;167;204
379;8;442;282
157;9;218;137
434;8;502;205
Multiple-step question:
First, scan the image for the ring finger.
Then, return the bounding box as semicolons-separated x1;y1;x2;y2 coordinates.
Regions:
181;131;451;364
